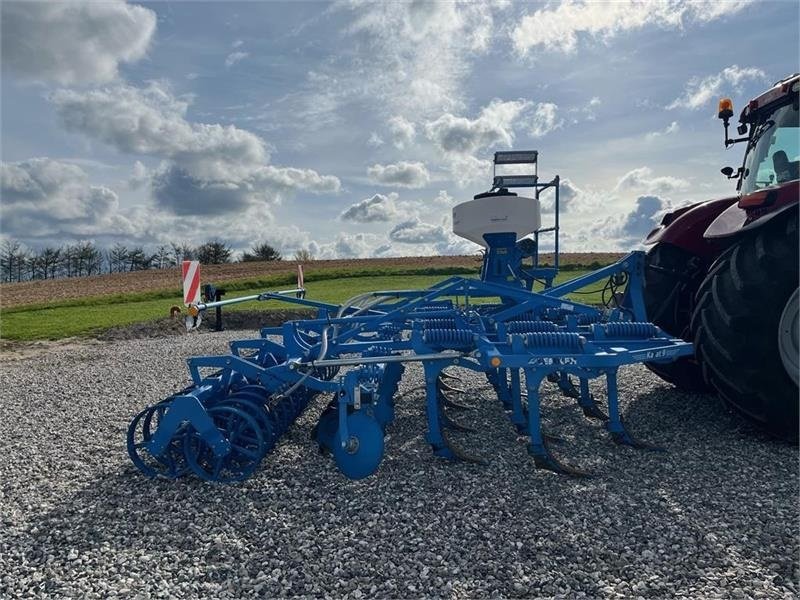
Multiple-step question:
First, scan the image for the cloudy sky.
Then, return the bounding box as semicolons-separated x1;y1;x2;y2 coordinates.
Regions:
1;1;797;259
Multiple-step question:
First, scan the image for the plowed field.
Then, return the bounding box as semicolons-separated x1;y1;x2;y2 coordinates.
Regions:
0;253;622;309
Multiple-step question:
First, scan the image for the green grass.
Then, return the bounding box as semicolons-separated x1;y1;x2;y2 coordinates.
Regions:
0;270;609;341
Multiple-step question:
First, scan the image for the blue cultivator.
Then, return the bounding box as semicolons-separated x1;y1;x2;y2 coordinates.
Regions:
127;152;693;482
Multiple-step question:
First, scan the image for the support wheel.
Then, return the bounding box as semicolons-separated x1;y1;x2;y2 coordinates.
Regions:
691;212;799;440
333;412;384;479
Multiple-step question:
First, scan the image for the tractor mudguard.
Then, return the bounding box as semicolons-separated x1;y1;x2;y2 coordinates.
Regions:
705;180;799;239
643;197;736;260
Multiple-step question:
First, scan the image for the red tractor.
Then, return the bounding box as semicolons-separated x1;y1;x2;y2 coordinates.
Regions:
644;73;799;439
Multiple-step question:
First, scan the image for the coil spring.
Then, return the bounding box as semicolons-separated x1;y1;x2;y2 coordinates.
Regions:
421;318;458;330
506;320;558;333
416;303;451;311
603;322;658;339
513;332;583;351
577;313;602;325
423;328;474;347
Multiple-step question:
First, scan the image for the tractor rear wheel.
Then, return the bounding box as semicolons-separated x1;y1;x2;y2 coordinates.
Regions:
691;212;799;440
643;242;710;391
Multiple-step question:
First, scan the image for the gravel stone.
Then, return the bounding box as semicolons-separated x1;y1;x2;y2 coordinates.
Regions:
0;330;797;599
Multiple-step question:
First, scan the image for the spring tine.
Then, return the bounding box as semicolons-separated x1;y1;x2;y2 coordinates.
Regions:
542;431;568;445
609;418;665;451
436;374;467;395
529;439;591;478
582;401;609;422
439;370;462;382
440;409;476;433
441;395;474;411
437;386;474;410
556;373;581;399
441;430;488;465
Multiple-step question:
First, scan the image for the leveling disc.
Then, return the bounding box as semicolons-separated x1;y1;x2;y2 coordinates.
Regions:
333;412;384;480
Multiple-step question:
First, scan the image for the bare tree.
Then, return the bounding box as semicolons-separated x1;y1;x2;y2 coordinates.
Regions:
1;239;29;282
171;242;195;265
153;245;173;269
293;248;314;262
108;243;129;273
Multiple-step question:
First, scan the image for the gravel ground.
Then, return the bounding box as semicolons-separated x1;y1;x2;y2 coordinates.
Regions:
1;330;797;599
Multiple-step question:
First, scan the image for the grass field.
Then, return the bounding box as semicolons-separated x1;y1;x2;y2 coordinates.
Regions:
0;268;612;341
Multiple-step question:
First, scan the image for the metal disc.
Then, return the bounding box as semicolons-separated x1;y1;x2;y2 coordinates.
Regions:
333;412;384;480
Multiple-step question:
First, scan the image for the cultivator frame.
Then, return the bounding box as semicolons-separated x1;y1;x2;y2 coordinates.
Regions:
127;153;693;482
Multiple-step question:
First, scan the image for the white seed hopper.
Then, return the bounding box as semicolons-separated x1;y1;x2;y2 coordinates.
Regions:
452;191;541;247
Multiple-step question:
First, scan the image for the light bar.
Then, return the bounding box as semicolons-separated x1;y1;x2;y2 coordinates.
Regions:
493;175;538;187
494;150;538;165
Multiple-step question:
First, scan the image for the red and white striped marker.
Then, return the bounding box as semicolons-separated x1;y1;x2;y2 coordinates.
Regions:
182;260;201;306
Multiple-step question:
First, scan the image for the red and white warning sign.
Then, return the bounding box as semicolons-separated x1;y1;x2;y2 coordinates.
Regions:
182;260;201;306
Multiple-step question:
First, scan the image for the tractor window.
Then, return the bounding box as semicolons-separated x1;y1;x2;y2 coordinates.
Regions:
741;102;799;195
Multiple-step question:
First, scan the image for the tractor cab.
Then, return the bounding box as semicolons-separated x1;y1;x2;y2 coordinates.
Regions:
709;73;799;237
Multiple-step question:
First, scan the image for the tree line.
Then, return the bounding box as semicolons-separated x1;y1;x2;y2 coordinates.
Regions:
0;240;309;283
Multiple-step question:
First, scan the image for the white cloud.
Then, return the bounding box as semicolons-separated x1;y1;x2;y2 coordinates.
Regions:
667;65;767;110
389;218;449;244
367;161;430;188
50;82;340;214
615;166;689;195
128;160;149;190
225;51;249;68
329;3;503;118
340;193;400;223
645;121;680;140
1;158;119;238
367;132;384;147
1;1;156;85
425;99;531;154
387;116;416;149
512;0;752;56
528;102;562;138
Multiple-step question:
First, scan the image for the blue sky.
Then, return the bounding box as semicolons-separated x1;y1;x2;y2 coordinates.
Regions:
1;1;798;258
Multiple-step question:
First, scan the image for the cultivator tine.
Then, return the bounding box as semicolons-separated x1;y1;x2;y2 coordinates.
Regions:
438;379;467;395
440;410;476;433
441;430;488;465
605;371;663;452
577;378;608;422
609;423;665;451
436;376;474;410
441;394;474;411
555;372;581;399
542;431;568;445
439;370;462;382
529;439;591;478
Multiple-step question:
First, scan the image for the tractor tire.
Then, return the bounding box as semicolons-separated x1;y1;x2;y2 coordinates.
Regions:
691;212;799;440
643;242;710;392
